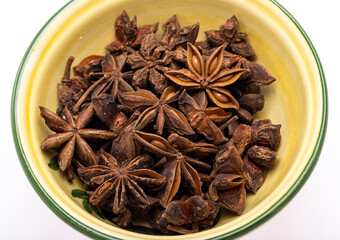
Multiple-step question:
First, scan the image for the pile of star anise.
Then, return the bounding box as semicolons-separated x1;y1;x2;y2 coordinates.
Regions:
39;11;281;235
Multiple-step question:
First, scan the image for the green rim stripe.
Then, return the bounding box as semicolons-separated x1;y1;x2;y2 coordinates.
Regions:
11;1;327;240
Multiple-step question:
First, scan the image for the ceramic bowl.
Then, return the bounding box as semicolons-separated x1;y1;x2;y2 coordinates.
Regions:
11;0;327;239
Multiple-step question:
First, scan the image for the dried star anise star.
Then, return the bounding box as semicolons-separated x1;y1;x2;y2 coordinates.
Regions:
205;15;256;58
119;86;194;135
135;132;212;207
105;10;159;53
161;15;199;50
40;105;114;179
153;195;220;234
165;42;248;108
126;33;172;94
71;52;134;113
78;150;165;227
179;90;231;145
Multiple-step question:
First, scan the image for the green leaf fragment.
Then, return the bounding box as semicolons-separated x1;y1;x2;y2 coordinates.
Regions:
71;189;88;199
71;189;104;219
48;155;59;170
82;198;93;213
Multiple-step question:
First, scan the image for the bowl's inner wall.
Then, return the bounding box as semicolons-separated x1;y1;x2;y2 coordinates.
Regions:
17;0;321;239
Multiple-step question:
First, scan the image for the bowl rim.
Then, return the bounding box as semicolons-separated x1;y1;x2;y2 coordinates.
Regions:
11;0;328;239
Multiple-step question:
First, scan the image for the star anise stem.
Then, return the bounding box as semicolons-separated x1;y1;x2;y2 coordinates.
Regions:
72;74;109;113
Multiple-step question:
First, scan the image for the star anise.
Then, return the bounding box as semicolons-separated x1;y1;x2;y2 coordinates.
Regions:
209;144;246;215
105;10;159;53
118;86;194;135
161;15;199;50
251;119;281;150
167;133;218;159
78;149;165;227
165;43;247;108
247;145;278;167
71;52;134;113
40;104;115;176
242;153;267;193
229;120;280;193
92;93;127;132
126;34;172;94
73;55;104;78
153;195;220;234
179;90;230;145
205;15;256;58
110;119;140;162
135;132;211;207
223;51;276;87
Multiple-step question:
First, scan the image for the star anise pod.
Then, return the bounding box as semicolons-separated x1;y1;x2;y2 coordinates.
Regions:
205;15;256;58
135;132;211;207
247;145;278;167
179;90;230;145
209;144;246;215
167;133;218;158
153;195;220;234
71;52;134;113
242;153;267;193
40;104;115;175
166;43;247;108
73;55;104;78
251;119;281;150
161;15;199;50
229;120;280;193
92;94;128;132
126;34;172;94
110;119;141;162
78;150;165;226
118;86;194;135
222;51;276;87
105;10;159;53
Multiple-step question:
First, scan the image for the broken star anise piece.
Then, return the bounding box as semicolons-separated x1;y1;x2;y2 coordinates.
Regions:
161;15;199;50
251;119;281;150
126;33;172;94
231;124;252;156
135;132;211;207
166;42;248;108
179;90;229;145
78;150;165;226
247;145;278;167
209;144;246;215
40;104;114;175
153;195;220;234
243;153;267;193
205;15;256;58
119;86;194;135
105;10;159;53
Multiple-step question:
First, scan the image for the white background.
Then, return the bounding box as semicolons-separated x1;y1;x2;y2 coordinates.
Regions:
1;0;339;239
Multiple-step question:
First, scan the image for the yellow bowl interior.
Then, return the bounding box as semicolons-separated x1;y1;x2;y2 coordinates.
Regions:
15;0;323;239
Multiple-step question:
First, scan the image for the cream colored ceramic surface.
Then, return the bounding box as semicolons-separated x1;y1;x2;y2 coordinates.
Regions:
16;0;322;239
